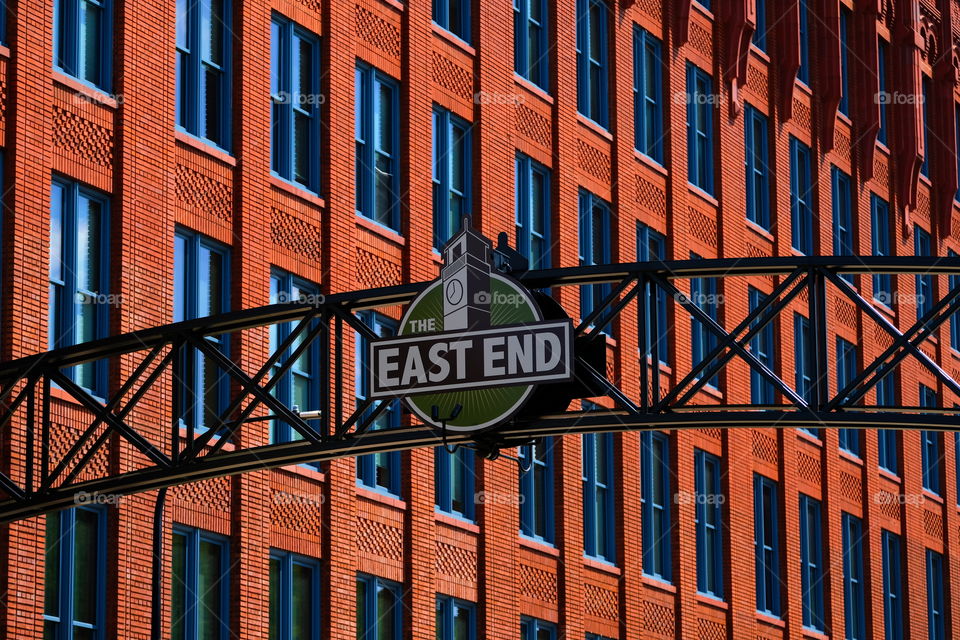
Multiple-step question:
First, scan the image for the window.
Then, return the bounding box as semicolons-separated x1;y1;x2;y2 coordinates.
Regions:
915;225;933;319
355;311;402;495
173;228;230;432
520;618;556;640
871;195;892;305
799;494;824;631
435;446;475;520
515;154;551;269
687;63;714;194
269;271;320;465
578;190;612;329
433;0;470;42
633;26;664;163
690;260;719;388
514;0;549;90
356;63;401;232
171;527;230;640
744;104;770;229
695;449;723;599
794;313;818;438
436;596;475;640
797;0;810;85
749;287;775;405
790;137;813;255
356;575;402;640
881;531;903;640
637;223;668;364
49;178;110;396
54;0;112;90
837;337;859;455
921;77;931;177
877;375;898;474
433;107;472;248
921;386;941;495
582;432;615;562
956;431;960;507
956;106;960;200
641;431;671;582
926;550;945;640
176;0;232;149
271;16;321;193
950;250;960;350
752;0;766;51
44;507;107;640
838;7;850;115
842;513;866;640
269;551;320;640
878;39;889;145
832;167;854;283
519;438;554;543
576;0;608;127
754;474;780;617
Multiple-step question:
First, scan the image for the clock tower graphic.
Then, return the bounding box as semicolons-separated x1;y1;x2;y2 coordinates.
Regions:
440;219;492;331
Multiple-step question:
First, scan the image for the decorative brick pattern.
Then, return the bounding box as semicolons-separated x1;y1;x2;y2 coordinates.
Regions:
435;541;477;582
519;564;558;604
171;476;231;512
295;0;322;10
839;471;862;504
636;175;666;217
583;583;618;620
578;140;612;183
874;324;893;350
357;517;403;560
697;618;726;640
271;208;322;261
916;190;931;222
793;99;811;129
432;52;474;101
797;452;822;485
641;601;675;636
515;103;552;148
874;155;889;186
835;298;856;328
271;491;323;537
356;247;402;289
52;106;114;167
835;129;851;162
877;490;902;520
175;164;232;221
356;5;400;57
700;427;721;441
688;207;718;247
753;430;778;464
924;509;944;540
689;21;712;59
747;62;768;97
638;0;661;20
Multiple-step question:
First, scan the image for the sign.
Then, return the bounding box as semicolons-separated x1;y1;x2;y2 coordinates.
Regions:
369;221;573;432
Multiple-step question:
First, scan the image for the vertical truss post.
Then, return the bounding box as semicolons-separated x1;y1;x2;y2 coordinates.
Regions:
638;274;649;411
319;311;330;438
807;267;829;411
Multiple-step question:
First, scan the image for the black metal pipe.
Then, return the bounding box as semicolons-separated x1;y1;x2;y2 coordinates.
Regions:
151;487;168;640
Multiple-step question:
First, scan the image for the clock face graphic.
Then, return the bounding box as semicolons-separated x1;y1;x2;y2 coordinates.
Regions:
445;279;464;305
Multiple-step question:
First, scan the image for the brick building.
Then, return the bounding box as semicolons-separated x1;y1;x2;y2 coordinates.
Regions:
1;0;960;639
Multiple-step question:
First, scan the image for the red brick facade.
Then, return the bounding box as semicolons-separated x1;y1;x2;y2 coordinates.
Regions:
1;0;960;639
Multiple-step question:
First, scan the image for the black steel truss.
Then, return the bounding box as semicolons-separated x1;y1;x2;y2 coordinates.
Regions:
1;256;960;522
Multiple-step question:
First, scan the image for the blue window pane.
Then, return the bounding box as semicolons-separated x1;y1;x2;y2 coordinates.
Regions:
790;137;813;254
832;167;854;284
433;0;470;42
950;250;960;351
842;513;866;640
690;259;719;389
433;108;473;248
435;446;476;520
436;596;475;640
744;104;770;229
356;63;401;232
519;438;554;543
515;154;551;269
170;527;230;640
838;8;850;115
576;0;608;127
582;431;615;563
871;195;892;304
520;617;555;640
749;287;775;405
927;550;945;640
877;40;889;145
797;0;809;85
799;494;824;631
921;77;931;177
882;531;903;640
633;27;663;163
514;0;549;90
177;0;232;149
752;0;766;51
754;474;780;617
637;223;668;364
356;311;402;495
43;507;107;638
915;226;933;319
836;337;859;455
578;190;612;332
356;575;402;640
269;551;320;640
694;449;723;598
55;0;112;90
641;431;672;581
686;63;714;194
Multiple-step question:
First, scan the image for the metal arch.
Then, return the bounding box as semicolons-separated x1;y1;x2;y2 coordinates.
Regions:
1;256;960;522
